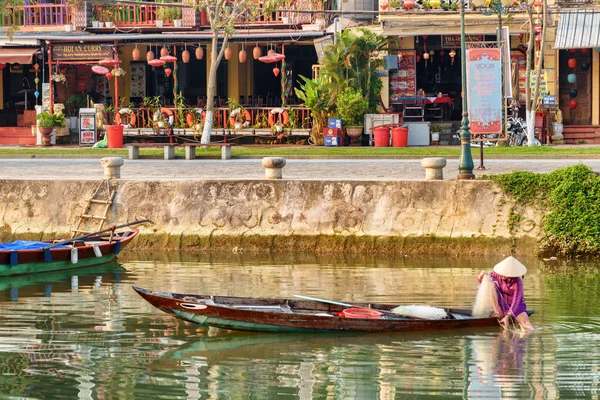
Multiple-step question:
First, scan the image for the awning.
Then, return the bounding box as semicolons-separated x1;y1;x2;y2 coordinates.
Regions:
555;11;600;49
0;47;39;64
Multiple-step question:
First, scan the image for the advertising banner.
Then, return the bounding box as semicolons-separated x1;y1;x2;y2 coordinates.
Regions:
466;48;503;135
79;108;97;146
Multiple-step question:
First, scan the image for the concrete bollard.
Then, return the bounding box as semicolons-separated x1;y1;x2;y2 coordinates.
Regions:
421;157;447;180
100;157;124;179
262;157;286;180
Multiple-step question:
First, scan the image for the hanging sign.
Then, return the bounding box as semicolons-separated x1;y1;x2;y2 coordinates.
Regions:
442;35;483;48
466;48;503;135
79;108;97;145
529;70;549;96
53;44;113;61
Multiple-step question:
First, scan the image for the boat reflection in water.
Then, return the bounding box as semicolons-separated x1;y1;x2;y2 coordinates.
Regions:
0;262;126;301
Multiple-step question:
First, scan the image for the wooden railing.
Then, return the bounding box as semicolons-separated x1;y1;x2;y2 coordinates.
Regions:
93;4;161;26
123;106;312;131
0;5;72;27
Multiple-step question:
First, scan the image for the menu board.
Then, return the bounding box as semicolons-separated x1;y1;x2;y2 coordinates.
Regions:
389;50;416;103
79;108;97;146
130;63;146;98
511;52;527;105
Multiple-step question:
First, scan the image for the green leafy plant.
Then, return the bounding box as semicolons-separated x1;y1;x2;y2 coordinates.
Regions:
390;0;401;8
450;2;459;10
65;95;87;117
441;2;450;9
174;92;188;129
422;0;431;8
489;164;600;258
286;106;298;129
336;87;368;127
142;95;161;109
36;112;66;128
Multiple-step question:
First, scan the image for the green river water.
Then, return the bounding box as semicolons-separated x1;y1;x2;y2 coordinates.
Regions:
0;253;599;399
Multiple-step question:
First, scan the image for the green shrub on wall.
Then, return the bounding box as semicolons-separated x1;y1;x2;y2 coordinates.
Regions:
490;164;600;258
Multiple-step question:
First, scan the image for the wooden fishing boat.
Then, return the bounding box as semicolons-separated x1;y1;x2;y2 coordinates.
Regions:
0;229;138;277
133;287;525;333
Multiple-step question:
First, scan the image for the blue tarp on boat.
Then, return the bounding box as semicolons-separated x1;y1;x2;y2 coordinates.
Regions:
0;241;68;251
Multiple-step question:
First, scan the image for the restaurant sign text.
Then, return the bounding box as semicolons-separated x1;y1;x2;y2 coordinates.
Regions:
53;44;113;61
466;48;503;136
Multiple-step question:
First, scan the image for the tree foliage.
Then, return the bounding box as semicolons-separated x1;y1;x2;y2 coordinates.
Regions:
188;0;287;143
295;29;387;142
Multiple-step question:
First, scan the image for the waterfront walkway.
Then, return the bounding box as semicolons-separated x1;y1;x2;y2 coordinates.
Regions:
1;158;599;180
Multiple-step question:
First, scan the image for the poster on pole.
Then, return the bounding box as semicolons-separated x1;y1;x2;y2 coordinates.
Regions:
466;48;503;135
79;108;97;146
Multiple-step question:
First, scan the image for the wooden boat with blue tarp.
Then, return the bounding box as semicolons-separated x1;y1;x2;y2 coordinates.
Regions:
0;220;148;277
133;287;531;333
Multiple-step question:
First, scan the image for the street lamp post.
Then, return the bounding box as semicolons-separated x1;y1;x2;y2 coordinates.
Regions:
458;0;474;180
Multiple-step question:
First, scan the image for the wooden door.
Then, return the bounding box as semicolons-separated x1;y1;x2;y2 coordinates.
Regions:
559;51;592;125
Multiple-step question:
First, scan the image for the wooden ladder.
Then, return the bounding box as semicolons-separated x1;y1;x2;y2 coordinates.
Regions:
70;180;115;239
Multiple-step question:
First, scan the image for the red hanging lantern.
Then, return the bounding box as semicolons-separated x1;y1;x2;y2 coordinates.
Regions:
164;68;172;77
568;58;577;68
195;46;204;60
147;50;155;61
182;50;190;63
239;49;247;63
253;45;261;59
422;35;428;51
132;46;140;61
581;48;590;54
79;81;86;90
33;63;39;71
160;55;178;63
569;99;578;109
416;54;421;63
92;65;110;75
105;72;113;80
273;66;280;77
569;49;577;54
224;47;232;60
148;59;166;67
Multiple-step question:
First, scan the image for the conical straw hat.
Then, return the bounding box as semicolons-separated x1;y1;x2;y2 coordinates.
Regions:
493;256;527;278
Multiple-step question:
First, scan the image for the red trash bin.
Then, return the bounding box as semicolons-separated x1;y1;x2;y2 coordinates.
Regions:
105;125;124;148
392;126;408;147
373;126;390;147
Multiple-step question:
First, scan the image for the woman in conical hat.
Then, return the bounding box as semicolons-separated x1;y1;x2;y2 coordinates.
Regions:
477;256;534;331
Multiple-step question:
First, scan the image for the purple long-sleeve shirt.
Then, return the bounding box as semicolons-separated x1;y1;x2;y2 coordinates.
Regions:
490;272;527;317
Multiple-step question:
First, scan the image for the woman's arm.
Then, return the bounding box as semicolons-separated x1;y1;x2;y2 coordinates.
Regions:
477;270;488;283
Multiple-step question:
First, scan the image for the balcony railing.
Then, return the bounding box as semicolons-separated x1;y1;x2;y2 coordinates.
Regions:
557;0;593;6
0;5;73;28
121;106;312;132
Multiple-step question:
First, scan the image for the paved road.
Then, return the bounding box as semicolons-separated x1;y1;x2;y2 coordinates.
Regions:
0;158;599;180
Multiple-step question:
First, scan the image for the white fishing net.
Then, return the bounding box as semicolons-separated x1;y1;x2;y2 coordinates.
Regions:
392;305;447;320
472;274;501;318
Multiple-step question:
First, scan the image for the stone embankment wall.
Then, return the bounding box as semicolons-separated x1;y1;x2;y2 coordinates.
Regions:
0;180;543;256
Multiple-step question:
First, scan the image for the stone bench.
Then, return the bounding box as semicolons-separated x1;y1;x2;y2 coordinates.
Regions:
183;143;232;160
127;143;179;160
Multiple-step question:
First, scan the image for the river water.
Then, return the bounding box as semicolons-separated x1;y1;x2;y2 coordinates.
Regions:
0;253;599;399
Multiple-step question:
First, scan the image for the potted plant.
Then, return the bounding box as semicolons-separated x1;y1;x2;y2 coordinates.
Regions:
430;124;442;144
36;112;66;146
103;9;114;27
156;7;169;27
170;7;183;27
441;2;450;10
450;2;459;10
65;95;87;130
422;0;431;10
336;87;369;141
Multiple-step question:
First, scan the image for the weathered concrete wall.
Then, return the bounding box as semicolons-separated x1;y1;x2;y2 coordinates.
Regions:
0;180;543;256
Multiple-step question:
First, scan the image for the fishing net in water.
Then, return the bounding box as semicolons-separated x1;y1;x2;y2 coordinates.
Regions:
472;274;501;318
